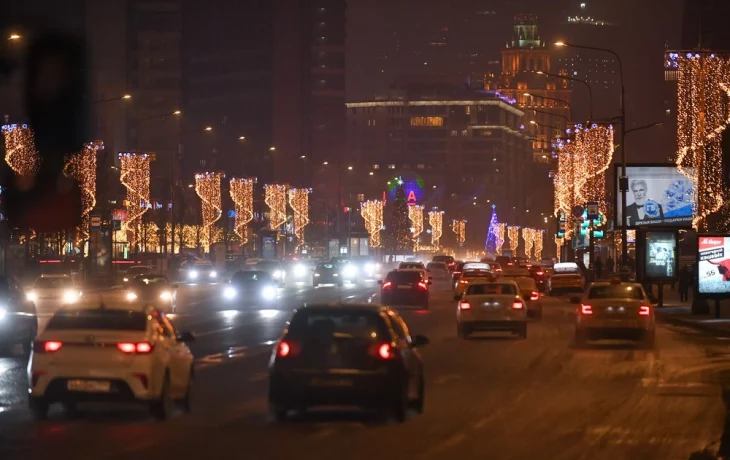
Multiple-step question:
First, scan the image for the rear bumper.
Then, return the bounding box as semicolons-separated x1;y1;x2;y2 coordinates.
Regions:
269;371;401;408
459;320;526;331
577;318;654;339
34;378;143;404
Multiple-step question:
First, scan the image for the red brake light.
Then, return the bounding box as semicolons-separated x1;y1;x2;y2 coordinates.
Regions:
117;342;136;353
136;342;153;353
453;271;461;275
459;301;471;310
639;305;651;316
382;281;392;289
536;271;544;276
378;343;393;359
37;341;63;353
117;342;153;354
581;304;594;315
530;291;540;301
418;281;428;290
512;301;524;310
278;341;291;357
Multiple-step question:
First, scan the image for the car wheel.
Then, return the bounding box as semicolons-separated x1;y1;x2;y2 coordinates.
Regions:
63;402;80;418
515;323;527;339
391;386;408;423
641;331;656;350
457;324;470;339
534;309;543;321
181;369;194;414
574;329;587;347
29;397;49;420
150;372;173;421
413;375;425;414
269;400;288;422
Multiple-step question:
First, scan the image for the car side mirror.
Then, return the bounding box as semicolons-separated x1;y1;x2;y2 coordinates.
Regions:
569;296;581;304
177;331;195;343
412;334;430;347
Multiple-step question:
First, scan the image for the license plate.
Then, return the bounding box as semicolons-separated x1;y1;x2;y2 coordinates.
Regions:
398;285;412;289
310;378;353;387
67;379;111;392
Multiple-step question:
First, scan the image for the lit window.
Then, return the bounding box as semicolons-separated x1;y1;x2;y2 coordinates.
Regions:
373;164;380;169
417;164;425;169
388;164;395;169
410;116;444;127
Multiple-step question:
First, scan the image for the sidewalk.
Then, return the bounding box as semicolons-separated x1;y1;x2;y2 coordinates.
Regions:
655;284;730;337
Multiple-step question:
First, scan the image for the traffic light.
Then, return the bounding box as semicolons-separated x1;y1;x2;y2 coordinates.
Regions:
344;206;351;213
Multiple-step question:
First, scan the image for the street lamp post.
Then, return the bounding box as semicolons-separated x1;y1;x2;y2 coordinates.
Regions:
530;108;570;123
536;71;593;120
522;93;573;120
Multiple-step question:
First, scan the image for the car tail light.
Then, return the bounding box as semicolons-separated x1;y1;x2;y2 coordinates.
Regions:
377;343;393;359
117;342;154;354
497;268;503;273
459;301;471;310
639;305;651;316
581;304;594;315
530;291;540;301
512;301;524;310
382;281;392;290
34;341;63;353
277;340;300;358
418;281;428;290
536;271;544;276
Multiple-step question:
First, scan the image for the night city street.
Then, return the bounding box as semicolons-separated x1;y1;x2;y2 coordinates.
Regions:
0;277;727;460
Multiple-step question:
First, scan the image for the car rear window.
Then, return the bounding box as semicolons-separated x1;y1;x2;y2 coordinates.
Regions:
514;277;537;290
463;270;491;278
433;256;453;263
256;261;279;270
34;277;72;289
467;284;517;295
288;310;388;340
588;285;644;300
427;262;446;269
400;263;423;269
386;271;422;283
47;310;148;331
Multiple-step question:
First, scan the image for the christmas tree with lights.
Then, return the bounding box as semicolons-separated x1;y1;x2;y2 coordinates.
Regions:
390;178;411;253
485;204;502;255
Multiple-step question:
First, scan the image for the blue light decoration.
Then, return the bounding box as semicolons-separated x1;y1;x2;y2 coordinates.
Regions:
386;173;425;205
485;204;502;254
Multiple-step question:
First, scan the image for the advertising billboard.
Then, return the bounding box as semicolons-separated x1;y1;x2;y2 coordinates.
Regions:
698;235;730;296
615;164;695;228
645;231;677;280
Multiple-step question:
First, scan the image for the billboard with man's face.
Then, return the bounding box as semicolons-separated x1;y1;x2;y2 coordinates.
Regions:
615;164;695;228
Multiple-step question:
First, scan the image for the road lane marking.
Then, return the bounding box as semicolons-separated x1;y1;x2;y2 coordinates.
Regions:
419;433;467;458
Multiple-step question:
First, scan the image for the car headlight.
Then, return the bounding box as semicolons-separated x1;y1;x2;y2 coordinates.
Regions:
365;263;375;272
126;291;138;301
209;271;217;278
223;286;236;299
26;292;37;302
188;271;198;279
314;273;321;277
123;277;129;282
63;290;80;304
159;291;172;301
273;270;284;279
262;286;277;300
294;264;307;277
343;265;356;277
333;273;339;277
0;308;6;320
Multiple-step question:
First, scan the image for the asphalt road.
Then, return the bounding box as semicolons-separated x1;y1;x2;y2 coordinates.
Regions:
1;275;730;459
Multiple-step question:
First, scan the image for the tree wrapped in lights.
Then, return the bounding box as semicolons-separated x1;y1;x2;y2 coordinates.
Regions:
507;225;520;255
574;124;614;214
390;179;411;252
288;188;310;247
555;237;563;262
485;205;502;254
361;200;384;248
673;51;730;229
534;229;544;260
230;177;255;244
265;184;287;232
2;124;39;176
429;210;444;247
522;228;535;259
195;172;223;252
452;219;466;246
119;153;151;249
496;223;506;255
63;141;101;244
409;205;424;250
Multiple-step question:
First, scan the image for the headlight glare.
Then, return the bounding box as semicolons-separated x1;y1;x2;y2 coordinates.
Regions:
27;292;37;302
0;308;6;320
189;271;198;279
160;291;172;301
262;286;277;300
63;290;79;304
126;291;138;301
209;271;217;278
223;286;236;299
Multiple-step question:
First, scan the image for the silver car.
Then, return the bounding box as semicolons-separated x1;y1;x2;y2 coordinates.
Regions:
455;279;528;339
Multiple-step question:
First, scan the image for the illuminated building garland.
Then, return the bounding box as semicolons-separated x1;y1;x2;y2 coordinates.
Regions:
507;225;520;254
522;227;534;260
361;200;384;248
409;205;424;249
673;52;730;229
1;124;39;176
429;210;444;247
264;184;287;231
195;172;223;253
451;219;466;245
496;223;506;255
288;188;310;247
63;141;101;244
119;153;151;248
555;237;562;262
230;177;255;244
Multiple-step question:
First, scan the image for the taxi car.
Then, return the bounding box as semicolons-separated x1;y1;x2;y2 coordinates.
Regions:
455;279;527;339
547;262;585;295
28;305;196;420
572;279;655;348
453;263;496;297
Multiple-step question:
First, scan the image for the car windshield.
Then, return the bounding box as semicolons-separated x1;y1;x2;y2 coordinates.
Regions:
588;285;645;300
33;277;72;289
288;310;389;340
317;263;335;270
256;261;280;270
233;271;272;282
427;262;446;269
399;263;423;269
132;275;168;286
47;310;147;331
387;271;422;283
466;284;517;295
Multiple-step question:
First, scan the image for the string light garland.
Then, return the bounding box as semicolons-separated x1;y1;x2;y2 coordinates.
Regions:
429;210;444;247
63;141;101;244
555;237;562;262
119;153;151;248
288;188;310;247
409;205;424;250
673;51;730;229
195;172;223;253
264;184;287;231
230;177;255;244
361;200;384;248
534;229;544;260
522;228;534;260
451;219;466;245
1;124;39;175
507;225;520;255
496;223;506;255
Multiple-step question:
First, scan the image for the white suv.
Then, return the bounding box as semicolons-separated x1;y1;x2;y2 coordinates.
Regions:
28;305;195;420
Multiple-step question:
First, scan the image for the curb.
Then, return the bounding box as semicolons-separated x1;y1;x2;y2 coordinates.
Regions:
656;311;730;338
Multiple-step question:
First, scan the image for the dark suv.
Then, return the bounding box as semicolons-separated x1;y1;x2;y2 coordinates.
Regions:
379;270;430;309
